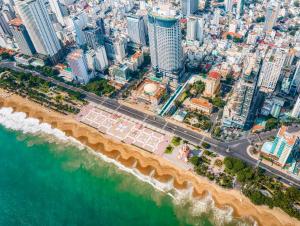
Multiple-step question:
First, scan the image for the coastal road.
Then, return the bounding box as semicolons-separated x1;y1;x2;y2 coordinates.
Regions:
1;62;300;188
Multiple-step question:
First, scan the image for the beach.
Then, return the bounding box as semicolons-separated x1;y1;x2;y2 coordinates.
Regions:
0;93;299;226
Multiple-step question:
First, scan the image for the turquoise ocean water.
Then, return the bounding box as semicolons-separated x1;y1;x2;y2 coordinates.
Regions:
0;108;251;226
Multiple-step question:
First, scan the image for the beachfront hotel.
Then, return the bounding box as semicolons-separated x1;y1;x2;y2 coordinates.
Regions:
261;126;300;176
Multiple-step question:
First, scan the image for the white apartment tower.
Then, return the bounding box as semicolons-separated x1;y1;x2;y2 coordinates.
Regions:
127;15;146;46
291;95;300;118
225;0;233;13
15;0;61;58
263;0;279;33
181;0;198;16
258;48;287;93
95;46;109;71
67;49;90;84
187;16;204;43
148;7;183;78
48;0;65;26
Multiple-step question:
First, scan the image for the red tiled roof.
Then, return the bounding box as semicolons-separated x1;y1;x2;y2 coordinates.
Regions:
208;71;221;80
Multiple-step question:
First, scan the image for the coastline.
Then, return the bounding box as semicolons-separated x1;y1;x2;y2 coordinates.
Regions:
0;94;299;226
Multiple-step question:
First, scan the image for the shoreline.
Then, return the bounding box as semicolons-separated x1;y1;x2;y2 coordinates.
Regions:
0;94;299;226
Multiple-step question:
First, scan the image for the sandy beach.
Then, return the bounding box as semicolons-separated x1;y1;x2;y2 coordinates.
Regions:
0;94;299;226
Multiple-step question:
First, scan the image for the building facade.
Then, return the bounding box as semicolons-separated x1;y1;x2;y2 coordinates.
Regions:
67;49;90;84
181;0;198;16
127;15;146;46
15;0;61;58
258;48;287;93
263;0;279;33
148;7;183;80
9;18;35;56
261;126;300;175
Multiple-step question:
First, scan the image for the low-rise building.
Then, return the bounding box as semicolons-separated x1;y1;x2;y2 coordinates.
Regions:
183;97;213;115
131;78;166;108
109;64;130;84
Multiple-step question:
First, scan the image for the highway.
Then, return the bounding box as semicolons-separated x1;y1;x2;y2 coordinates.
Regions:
1;62;300;188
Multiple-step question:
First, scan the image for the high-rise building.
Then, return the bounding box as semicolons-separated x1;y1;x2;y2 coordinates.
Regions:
261;126;300;171
83;26;104;50
222;55;260;129
148;7;183;79
291;95;300;118
258;48;287;93
263;0;279;33
114;37;127;63
9;18;36;56
236;0;245;18
48;0;65;26
95;45;108;71
224;0;233;13
72;13;88;46
127;14;146;46
15;0;61;58
0;11;12;37
67;49;90;84
186;16;204;43
181;0;198;16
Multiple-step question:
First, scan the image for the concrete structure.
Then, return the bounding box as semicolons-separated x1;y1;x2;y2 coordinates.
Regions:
258;48;287;93
236;0;245;18
83;26;103;50
132;78;166;108
95;45;108;71
0;10;12;37
127;14;146;46
291;95;300;118
263;0;279;33
109;64;130;84
181;0;198;16
15;0;61;59
261;96;285;118
186;16;204;43
183;97;213;115
67;49;90;84
201;71;221;97
48;0;65;26
9;18;35;56
114;37;126;63
222;71;258;129
148;6;183;80
224;0;233;13
261;126;300;175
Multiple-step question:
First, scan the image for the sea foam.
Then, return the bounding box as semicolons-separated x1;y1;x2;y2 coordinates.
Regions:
0;107;254;226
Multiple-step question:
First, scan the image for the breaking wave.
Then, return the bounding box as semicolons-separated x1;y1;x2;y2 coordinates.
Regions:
0;107;254;226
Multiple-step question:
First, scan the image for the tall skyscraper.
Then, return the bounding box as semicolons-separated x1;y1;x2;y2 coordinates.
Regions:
263;0;279;33
114;37;126;63
9;18;36;56
148;7;183;79
181;0;198;16
291;95;300;118
95;45;109;71
186;16;204;43
127;15;146;46
0;11;12;37
236;0;245;18
48;0;65;26
258;48;287;93
224;0;233;13
67;49;90;84
15;0;61;58
83;26;104;50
